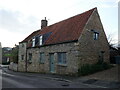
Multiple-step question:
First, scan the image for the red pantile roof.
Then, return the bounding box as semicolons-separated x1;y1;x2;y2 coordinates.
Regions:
21;7;96;46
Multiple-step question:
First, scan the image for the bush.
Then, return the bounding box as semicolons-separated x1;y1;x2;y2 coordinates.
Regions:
78;62;113;76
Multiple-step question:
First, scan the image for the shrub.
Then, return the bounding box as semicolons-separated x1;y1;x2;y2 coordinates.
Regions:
78;62;113;76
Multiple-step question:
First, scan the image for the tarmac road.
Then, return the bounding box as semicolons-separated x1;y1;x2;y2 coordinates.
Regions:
0;65;119;89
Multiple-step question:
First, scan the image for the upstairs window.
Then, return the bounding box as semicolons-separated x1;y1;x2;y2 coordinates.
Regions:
39;35;43;45
32;37;35;47
35;36;39;46
31;32;52;47
58;52;66;64
40;52;45;64
93;32;99;40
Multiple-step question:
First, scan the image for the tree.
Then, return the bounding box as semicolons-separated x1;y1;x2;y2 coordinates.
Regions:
10;45;19;64
107;34;118;49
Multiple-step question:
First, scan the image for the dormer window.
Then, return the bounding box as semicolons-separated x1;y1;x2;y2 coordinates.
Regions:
39;35;43;45
32;37;35;47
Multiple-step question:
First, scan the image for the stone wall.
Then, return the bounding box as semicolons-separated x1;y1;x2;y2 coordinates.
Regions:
26;42;80;74
9;62;18;71
78;9;109;67
18;43;27;72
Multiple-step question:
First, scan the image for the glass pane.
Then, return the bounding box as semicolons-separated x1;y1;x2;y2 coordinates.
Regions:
40;53;44;63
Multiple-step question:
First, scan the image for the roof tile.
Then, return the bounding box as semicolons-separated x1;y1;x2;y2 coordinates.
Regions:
21;8;96;46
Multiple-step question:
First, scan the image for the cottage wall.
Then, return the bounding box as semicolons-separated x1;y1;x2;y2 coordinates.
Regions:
78;9;109;67
18;43;27;72
26;42;80;74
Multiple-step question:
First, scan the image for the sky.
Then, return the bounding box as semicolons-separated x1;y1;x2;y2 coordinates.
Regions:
0;0;119;48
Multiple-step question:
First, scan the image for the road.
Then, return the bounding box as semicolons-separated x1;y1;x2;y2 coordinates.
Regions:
0;66;115;88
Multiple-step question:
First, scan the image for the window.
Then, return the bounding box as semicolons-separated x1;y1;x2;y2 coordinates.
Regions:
39;35;43;45
28;53;32;62
32;37;35;47
58;53;66;64
21;55;24;60
93;32;99;40
35;36;39;46
40;52;45;64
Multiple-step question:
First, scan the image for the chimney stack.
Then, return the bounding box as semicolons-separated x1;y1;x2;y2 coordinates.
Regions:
41;17;48;29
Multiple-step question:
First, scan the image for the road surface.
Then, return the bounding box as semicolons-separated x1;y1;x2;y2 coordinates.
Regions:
0;66;116;88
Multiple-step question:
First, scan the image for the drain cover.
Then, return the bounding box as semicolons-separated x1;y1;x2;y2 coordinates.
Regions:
83;79;98;84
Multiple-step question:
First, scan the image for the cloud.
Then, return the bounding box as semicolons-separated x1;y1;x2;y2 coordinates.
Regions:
0;9;40;34
0;0;118;47
0;28;28;47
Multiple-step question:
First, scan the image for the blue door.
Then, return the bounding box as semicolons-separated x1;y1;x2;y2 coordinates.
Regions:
49;53;55;73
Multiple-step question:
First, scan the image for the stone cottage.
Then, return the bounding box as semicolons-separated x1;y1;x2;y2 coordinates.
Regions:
18;8;109;75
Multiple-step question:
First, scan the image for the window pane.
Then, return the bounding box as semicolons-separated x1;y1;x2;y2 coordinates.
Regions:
58;53;66;64
21;55;24;60
63;53;66;64
93;32;99;40
29;53;32;61
58;53;61;63
40;53;44;63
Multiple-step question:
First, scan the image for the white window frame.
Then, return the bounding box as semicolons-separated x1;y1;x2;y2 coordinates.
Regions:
32;37;35;47
39;35;43;45
93;32;99;40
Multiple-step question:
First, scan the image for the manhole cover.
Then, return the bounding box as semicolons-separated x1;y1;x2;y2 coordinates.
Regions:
83;79;98;84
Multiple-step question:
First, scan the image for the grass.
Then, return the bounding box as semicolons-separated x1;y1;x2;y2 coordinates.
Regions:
78;62;113;76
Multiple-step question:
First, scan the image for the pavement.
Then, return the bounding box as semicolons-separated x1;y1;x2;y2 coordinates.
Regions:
1;64;120;88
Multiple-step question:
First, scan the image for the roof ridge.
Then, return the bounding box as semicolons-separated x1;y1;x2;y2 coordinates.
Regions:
20;7;97;45
45;7;96;28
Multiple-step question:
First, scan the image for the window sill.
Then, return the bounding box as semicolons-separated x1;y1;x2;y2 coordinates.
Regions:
57;63;67;67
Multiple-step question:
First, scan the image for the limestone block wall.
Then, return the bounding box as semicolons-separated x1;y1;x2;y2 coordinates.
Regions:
26;42;80;74
18;43;27;72
9;62;18;71
78;9;109;67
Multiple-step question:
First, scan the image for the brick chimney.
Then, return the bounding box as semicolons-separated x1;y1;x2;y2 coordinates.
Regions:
41;17;48;29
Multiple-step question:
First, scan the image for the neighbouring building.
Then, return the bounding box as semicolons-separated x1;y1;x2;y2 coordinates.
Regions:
18;8;109;75
0;42;2;64
2;47;12;64
110;46;119;64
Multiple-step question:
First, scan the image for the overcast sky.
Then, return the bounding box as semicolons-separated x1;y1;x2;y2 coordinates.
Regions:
0;0;119;47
